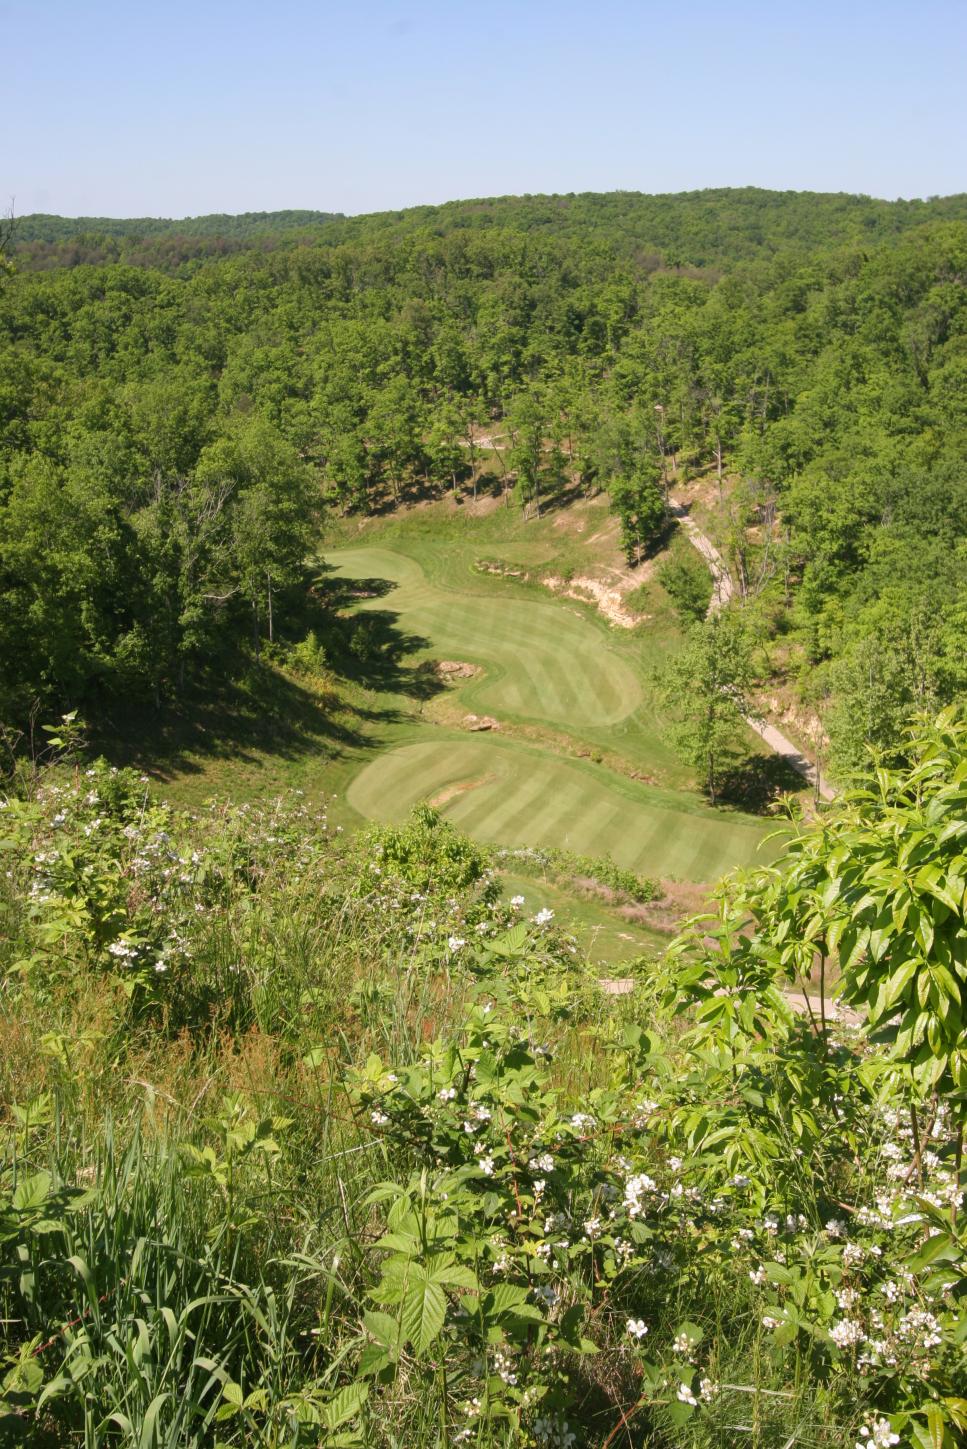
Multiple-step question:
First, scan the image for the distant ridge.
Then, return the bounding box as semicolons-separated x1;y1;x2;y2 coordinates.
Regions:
11;189;967;271
12;209;343;243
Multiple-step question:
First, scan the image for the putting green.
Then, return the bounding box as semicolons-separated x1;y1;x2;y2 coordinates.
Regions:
327;546;642;728
348;737;770;882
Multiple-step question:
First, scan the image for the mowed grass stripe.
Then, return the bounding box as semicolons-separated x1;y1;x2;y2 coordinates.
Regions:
457;767;550;841
327;547;642;728
347;739;774;883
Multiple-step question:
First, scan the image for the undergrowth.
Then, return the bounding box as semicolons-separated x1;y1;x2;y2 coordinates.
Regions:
1;719;965;1446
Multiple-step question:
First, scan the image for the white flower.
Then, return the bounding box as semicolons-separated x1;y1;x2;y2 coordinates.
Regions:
529;1153;554;1173
478;1156;495;1176
830;1319;864;1348
676;1383;698;1406
493;1348;517;1385
749;1265;767;1285
896;1306;942;1351
626;1317;648;1340
856;1418;900;1449
570;1113;596;1131
370;1110;388;1126
533;908;554;926
438;1087;458;1102
672;1331;692;1356
699;1378;719;1402
447;935;466;951
510;895;525;907
623;1173;657;1217
825;1218;845;1238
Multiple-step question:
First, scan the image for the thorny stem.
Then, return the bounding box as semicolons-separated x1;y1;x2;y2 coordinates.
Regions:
909;1105;924;1187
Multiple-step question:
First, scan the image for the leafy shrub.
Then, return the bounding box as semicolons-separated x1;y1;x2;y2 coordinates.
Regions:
286;628;330;678
2;719;966;1445
496;845;659;904
657;551;713;624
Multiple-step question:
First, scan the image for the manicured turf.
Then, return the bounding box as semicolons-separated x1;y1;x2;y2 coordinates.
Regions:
327;545;642;728
348;737;772;882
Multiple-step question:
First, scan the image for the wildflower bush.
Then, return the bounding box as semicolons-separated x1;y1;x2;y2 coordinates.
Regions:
0;714;965;1445
494;846;659;906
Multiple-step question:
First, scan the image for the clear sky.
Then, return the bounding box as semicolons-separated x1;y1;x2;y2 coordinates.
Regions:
5;0;966;218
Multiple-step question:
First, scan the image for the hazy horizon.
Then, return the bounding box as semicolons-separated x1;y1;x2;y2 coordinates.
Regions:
14;181;967;226
7;0;966;219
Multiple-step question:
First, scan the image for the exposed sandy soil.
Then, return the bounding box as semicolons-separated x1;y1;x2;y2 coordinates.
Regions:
436;659;480;680
542;574;641;629
462;714;500;732
429;775;493;807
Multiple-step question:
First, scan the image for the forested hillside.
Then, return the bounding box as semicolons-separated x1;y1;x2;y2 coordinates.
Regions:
15;188;967;266
3;189;967;1448
2;189;967;774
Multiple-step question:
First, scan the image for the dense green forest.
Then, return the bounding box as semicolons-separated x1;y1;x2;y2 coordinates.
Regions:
2;188;967;772
3;189;967;1447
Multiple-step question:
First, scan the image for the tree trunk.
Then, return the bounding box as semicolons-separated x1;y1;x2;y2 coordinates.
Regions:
252;599;260;658
267;573;274;643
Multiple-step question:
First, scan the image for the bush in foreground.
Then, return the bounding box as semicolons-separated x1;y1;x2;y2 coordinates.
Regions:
0;717;965;1445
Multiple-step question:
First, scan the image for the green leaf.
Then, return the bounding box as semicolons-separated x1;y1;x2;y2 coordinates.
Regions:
363;1311;400;1347
487;923;528;957
400;1272;447;1355
12;1171;52;1212
138;1394;170;1449
359;1342;392;1378
485;1284;530;1318
321;1382;369;1430
427;1256;477;1290
374;1232;420;1254
907;1233;960;1271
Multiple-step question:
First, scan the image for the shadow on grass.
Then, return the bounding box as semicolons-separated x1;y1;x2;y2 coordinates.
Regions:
716;752;810;814
312;569;444;703
91;664;371;783
94;566;445;782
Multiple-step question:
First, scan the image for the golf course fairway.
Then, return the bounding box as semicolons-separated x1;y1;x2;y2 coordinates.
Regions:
348;736;770;881
326;546;642;727
328;542;773;883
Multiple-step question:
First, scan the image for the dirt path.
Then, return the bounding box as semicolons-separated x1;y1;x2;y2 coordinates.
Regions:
668;499;733;612
748;716;835;801
598;976;860;1024
669;497;835;802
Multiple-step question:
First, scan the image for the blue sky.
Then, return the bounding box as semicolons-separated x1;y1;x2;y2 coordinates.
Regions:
6;0;965;217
